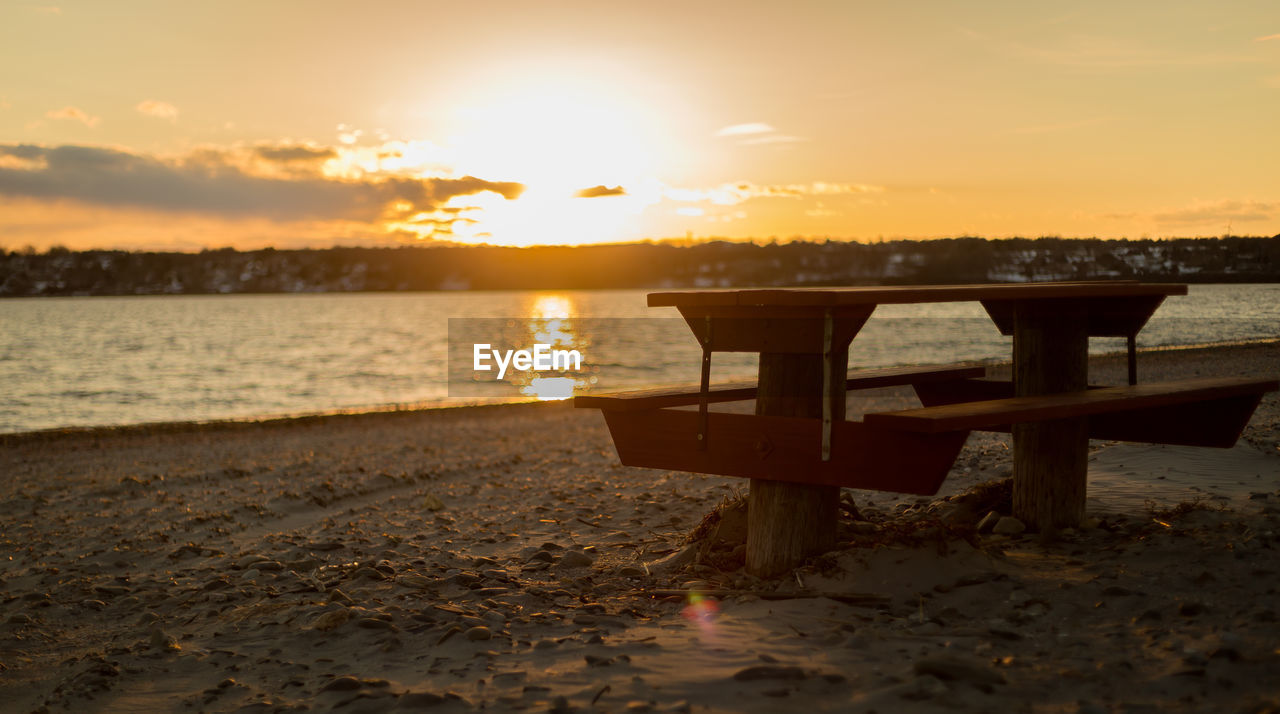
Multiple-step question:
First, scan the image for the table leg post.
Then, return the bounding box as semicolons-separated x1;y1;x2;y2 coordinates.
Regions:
1127;334;1138;386
747;349;847;577
1012;303;1088;531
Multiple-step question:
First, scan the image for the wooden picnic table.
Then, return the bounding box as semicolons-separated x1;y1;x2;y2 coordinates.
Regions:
648;281;1186;574
577;281;1276;577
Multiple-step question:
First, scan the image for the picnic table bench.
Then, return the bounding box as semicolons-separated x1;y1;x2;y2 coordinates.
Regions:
574;282;1278;576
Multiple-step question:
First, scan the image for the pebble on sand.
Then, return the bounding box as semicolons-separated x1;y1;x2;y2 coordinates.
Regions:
148;627;180;651
558;550;595;568
320;675;363;692
732;665;808;681
992;516;1027;536
311;609;350;631
913;655;1005;691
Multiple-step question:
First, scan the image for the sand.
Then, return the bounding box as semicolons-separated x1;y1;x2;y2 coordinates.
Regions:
1;342;1278;714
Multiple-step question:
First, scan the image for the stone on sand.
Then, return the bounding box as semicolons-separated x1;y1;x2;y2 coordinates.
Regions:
992;516;1027;535
311;608;350;631
913;655;1005;691
148;626;179;651
558;550;595;568
464;625;492;641
321;675;362;692
732;665;808;681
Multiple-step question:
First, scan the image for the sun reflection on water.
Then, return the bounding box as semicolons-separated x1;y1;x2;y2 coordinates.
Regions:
517;294;592;401
528;294;573;320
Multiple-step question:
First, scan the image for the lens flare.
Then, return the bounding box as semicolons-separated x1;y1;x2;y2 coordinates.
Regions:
680;592;720;642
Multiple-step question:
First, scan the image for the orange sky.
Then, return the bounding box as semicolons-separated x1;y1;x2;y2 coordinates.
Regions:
1;1;1278;249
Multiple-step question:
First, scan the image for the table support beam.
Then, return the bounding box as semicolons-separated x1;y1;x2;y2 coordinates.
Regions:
1012;303;1088;531
1127;334;1138;386
747;349;847;577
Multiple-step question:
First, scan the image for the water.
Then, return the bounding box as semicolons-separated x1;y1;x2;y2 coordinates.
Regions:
1;284;1276;433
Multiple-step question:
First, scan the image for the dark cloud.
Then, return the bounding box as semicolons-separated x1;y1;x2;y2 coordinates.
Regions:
575;184;626;198
0;143;524;222
254;145;338;163
400;214;479;236
0;144;45;161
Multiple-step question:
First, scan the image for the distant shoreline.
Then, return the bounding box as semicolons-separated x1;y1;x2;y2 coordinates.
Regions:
4;236;1277;296
3;274;1280;300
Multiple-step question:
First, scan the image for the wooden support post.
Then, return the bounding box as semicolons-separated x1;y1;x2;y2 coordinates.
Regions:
746;348;848;577
1127;334;1138;386
1011;303;1088;532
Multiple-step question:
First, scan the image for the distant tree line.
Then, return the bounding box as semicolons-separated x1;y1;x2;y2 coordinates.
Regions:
2;236;1278;297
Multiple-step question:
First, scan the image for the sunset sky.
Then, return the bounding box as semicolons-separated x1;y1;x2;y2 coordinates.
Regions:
2;0;1278;250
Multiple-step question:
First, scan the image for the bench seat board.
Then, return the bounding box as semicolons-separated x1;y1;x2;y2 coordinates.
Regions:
914;377;1015;407
867;376;1278;434
914;378;1265;447
602;409;967;495
1084;394;1264;448
575;364;986;412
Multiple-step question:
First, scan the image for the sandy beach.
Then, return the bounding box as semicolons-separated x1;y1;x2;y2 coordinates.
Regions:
2;342;1278;714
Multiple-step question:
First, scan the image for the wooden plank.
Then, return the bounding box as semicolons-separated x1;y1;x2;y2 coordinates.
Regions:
980;294;1169;337
574;364;987;411
913;377;1014;406
678;307;871;353
648;282;1186;308
865;377;1280;434
913;379;1264;447
947;396;1262;446
601;409;968;495
1085;394;1264;448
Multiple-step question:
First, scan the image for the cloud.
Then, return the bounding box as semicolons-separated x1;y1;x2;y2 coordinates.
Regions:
0;143;524;223
715;123;775;137
1150;199;1279;225
807;182;884;195
740;134;807;145
1255;33;1280;42
805;203;840;217
664;181;884;206
1098;211;1138;221
254;144;337;164
0;144;44;163
135;100;178;121
45;106;99;128
336;124;363;145
575;184;626;198
715;122;807;146
1004;35;1257;70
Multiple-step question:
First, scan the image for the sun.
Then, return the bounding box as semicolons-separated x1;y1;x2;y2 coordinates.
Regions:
449;74;659;190
427;68;674;246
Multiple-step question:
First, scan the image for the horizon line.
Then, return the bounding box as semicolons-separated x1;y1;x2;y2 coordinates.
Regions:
9;233;1279;255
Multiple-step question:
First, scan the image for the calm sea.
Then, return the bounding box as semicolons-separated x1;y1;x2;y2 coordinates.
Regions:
1;285;1276;434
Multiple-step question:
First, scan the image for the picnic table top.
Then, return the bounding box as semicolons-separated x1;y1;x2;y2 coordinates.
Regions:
647;281;1188;308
